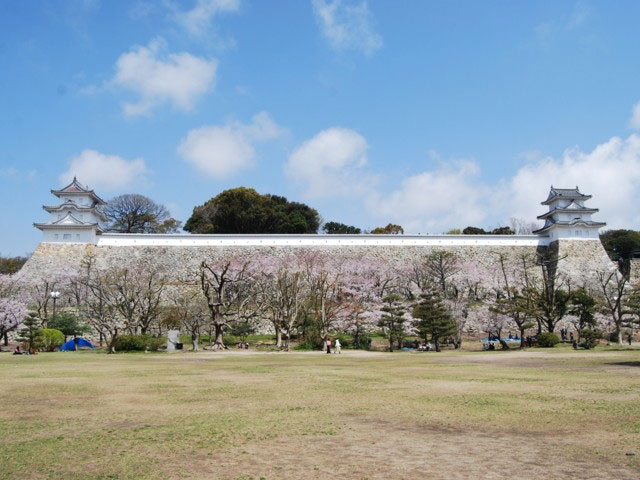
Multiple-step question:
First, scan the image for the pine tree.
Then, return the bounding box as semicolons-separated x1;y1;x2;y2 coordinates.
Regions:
16;313;43;351
378;294;406;352
412;287;456;352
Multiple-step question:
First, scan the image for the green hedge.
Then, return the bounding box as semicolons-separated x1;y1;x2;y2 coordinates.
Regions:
113;334;164;352
38;328;65;352
537;332;560;348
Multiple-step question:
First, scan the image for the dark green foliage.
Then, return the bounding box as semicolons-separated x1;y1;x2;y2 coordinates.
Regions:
0;255;28;274
378;295;407;352
411;287;457;352
184;187;320;234
322;221;361;234
229;320;256;343
537;332;560;348
16;313;43;350
568;288;597;333
462;226;487;235
490;226;515;235
48;313;91;339
599;229;640;261
463;226;515;235
37;329;65;351
579;329;602;349
113;334;164;352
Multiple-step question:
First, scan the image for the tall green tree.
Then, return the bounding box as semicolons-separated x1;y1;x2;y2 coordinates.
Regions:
185;187;320;234
16;313;42;351
599;229;640;261
568;288;598;340
412;287;457;352
48;313;91;340
378;294;407;352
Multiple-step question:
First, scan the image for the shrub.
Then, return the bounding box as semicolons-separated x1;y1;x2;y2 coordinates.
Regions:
579;329;602;349
537;332;560;348
38;328;65;352
114;334;164;352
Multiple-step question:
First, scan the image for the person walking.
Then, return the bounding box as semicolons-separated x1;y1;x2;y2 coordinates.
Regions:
334;338;341;354
326;339;331;354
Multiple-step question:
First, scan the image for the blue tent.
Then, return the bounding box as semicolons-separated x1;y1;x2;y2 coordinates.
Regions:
59;338;96;351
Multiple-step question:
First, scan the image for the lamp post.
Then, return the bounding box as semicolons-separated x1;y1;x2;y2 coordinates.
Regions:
50;291;61;327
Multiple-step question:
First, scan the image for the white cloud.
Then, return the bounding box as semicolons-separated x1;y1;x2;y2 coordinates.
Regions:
112;37;217;116
311;0;382;56
286;127;374;198
503;135;640;230
369;160;490;233
173;0;240;37
60;149;148;191
630;102;640;130
178;112;284;178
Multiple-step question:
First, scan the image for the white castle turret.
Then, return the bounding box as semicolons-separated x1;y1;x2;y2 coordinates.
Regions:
534;186;606;240
34;177;108;243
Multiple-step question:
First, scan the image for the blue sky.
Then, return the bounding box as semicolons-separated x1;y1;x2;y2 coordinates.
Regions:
2;0;640;255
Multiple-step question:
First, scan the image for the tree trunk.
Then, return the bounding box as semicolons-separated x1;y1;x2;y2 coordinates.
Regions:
617;327;623;346
519;327;526;349
434;337;441;352
275;327;282;348
285;331;291;352
193;338;199;352
3;331;7;346
389;337;394;352
213;323;225;350
108;328;118;354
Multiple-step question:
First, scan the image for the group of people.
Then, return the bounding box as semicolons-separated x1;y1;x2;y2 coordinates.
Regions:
12;346;36;355
235;342;250;349
417;342;433;351
559;328;574;342
325;338;341;354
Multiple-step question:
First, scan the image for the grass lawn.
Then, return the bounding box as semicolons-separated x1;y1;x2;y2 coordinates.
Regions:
1;346;639;479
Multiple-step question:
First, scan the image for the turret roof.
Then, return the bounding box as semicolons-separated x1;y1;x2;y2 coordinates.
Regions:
532;218;606;234
51;177;106;205
541;186;592;205
43;198;109;222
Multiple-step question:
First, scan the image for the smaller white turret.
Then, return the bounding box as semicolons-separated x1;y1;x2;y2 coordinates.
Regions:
534;186;605;240
34;177;107;243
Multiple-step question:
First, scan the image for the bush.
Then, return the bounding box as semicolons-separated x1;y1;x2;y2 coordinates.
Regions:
113;334;164;352
537;332;560;348
38;328;65;352
579;329;602;349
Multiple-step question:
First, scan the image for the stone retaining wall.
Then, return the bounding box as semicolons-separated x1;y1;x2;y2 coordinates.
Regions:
19;238;615;288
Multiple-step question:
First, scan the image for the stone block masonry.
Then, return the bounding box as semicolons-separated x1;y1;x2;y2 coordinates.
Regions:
18;233;616;290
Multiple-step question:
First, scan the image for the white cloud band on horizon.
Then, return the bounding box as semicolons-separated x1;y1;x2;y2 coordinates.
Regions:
288;128;640;233
112;37;217;116
177;111;284;178
60;149;148;192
